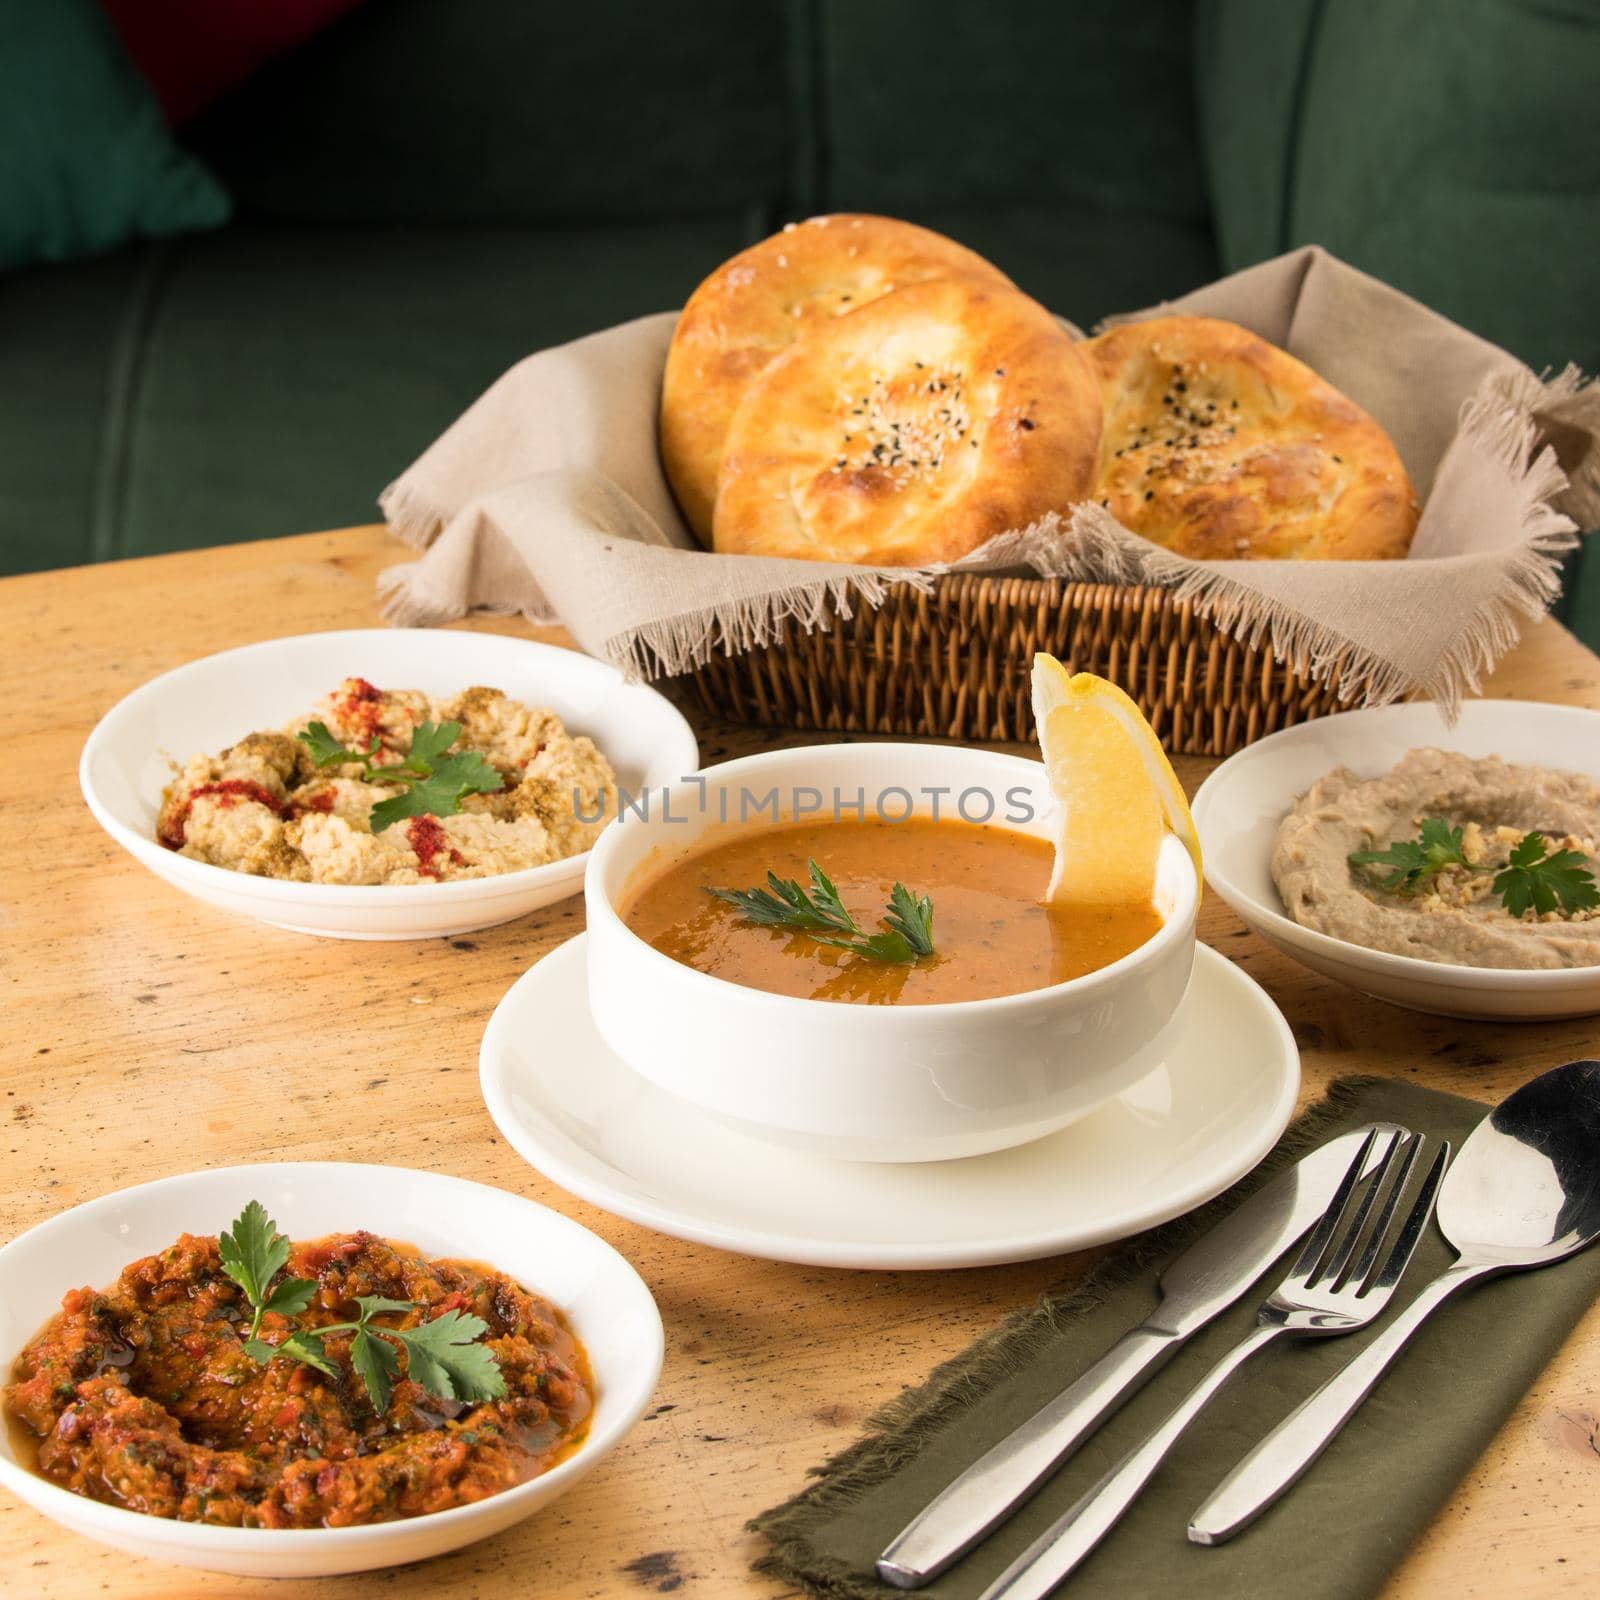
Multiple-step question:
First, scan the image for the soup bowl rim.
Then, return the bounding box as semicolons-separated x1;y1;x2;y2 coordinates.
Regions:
584;742;1198;1016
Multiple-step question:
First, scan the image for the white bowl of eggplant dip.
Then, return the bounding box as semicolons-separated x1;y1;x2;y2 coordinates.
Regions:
1192;700;1600;1020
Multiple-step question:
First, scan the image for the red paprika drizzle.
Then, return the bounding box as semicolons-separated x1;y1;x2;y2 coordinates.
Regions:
159;781;288;850
406;816;466;879
337;677;385;743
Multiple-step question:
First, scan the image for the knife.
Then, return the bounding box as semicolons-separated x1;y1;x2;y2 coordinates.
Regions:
874;1122;1405;1588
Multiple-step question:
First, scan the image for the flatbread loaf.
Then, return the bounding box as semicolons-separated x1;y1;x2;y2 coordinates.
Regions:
712;277;1101;566
660;214;1014;541
1087;316;1419;560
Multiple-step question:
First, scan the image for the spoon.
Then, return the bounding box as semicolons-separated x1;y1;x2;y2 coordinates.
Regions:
1189;1057;1600;1545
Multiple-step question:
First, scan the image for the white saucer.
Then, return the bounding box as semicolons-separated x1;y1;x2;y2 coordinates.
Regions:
479;937;1299;1270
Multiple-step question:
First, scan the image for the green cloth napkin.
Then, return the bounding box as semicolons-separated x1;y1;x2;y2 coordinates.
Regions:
752;1075;1600;1599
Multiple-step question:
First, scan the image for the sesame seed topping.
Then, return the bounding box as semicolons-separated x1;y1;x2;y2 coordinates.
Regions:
825;366;968;481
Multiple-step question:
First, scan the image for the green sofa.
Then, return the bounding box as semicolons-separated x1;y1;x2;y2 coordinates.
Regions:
4;0;1596;642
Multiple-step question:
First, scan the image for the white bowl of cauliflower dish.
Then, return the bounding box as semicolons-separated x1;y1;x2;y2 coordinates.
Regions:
80;630;698;939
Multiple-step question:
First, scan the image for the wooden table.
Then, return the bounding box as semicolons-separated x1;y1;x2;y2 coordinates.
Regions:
3;526;1599;1599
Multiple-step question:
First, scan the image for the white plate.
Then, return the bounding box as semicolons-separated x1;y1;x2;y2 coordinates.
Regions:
479;936;1300;1270
0;1163;663;1578
79;629;698;940
1192;699;1600;1020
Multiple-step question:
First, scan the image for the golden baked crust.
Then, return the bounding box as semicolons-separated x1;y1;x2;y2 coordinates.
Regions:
712;277;1101;567
1086;316;1420;560
660;214;1014;541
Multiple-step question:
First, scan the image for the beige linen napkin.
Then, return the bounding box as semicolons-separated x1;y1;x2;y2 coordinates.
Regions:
378;246;1599;712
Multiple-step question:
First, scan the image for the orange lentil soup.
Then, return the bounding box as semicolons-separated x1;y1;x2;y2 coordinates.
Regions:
621;818;1163;1005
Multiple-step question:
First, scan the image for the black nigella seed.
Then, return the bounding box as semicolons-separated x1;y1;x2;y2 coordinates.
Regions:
1019;418;1036;431
1175;381;1187;393
1332;453;1343;462
994;367;1005;376
1145;490;1154;500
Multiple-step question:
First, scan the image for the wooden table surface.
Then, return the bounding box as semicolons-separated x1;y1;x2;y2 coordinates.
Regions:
3;525;1599;1599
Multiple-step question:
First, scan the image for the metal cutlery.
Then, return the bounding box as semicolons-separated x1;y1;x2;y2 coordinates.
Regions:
1189;1057;1600;1545
973;1127;1448;1600
876;1122;1405;1587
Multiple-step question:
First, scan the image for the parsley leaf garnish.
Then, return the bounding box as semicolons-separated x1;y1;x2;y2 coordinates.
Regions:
219;1200;317;1345
1351;817;1597;920
709;860;860;936
384;1308;505;1407
1348;817;1472;896
1492;832;1600;918
219;1203;506;1413
709;859;936;964
297;718;503;833
883;881;937;958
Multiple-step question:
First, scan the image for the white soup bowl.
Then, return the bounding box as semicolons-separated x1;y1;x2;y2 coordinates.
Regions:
584;743;1198;1162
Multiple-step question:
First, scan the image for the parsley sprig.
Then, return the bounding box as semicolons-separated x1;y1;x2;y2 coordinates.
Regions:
218;1201;505;1413
297;719;503;832
709;860;936;964
1493;832;1600;918
1349;817;1598;919
1348;818;1474;895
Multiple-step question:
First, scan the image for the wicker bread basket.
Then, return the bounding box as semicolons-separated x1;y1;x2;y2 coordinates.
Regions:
683;573;1346;758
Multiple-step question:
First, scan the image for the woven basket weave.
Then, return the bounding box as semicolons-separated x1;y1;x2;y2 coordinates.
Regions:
684;573;1346;758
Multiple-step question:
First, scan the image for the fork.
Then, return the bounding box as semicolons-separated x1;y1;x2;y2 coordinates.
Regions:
973;1127;1450;1600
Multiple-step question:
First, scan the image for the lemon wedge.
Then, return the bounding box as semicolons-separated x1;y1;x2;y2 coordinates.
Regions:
1029;654;1203;906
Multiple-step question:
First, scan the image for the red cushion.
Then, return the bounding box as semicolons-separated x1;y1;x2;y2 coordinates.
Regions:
99;0;365;125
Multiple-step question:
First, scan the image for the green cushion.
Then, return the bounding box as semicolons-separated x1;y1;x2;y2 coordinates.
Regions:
1193;0;1322;271
0;250;149;571
186;0;790;225
905;205;1217;328
0;218;753;573
817;0;1209;224
0;0;230;274
1198;0;1600;374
